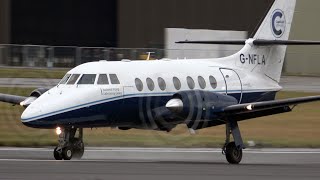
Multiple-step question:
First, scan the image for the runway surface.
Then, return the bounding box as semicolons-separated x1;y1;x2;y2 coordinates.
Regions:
1;147;320;180
0;76;319;92
0;78;59;88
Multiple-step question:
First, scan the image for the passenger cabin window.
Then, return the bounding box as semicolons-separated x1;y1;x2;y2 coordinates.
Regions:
146;78;155;91
173;77;181;90
67;74;80;84
209;76;217;89
187;76;195;89
59;74;71;84
158;77;166;91
97;74;109;85
78;74;96;84
109;74;120;84
198;76;206;89
135;78;143;91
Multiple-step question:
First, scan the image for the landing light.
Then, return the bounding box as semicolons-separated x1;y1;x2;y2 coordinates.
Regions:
246;104;253;111
56;127;62;135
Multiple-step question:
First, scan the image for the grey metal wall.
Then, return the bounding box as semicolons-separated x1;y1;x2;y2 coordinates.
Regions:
285;0;320;76
118;0;273;48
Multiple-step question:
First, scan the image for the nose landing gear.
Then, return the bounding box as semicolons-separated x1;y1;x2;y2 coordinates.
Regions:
53;127;84;160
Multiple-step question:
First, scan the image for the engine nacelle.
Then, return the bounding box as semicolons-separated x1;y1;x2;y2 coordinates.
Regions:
29;88;50;97
166;90;238;129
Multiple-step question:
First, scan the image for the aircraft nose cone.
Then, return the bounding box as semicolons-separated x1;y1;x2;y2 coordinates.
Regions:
21;106;42;122
166;98;183;113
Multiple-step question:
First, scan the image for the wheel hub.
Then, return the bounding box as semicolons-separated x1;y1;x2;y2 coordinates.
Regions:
66;149;72;157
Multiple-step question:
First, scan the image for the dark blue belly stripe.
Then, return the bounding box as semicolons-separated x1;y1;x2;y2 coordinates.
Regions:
23;91;277;128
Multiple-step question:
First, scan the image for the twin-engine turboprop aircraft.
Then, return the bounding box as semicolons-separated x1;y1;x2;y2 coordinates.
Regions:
1;0;320;164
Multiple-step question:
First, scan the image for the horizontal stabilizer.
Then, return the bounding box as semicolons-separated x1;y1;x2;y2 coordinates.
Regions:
175;40;246;45
176;39;320;46
254;40;320;46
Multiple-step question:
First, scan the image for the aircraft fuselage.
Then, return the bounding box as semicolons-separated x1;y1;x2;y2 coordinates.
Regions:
21;60;281;129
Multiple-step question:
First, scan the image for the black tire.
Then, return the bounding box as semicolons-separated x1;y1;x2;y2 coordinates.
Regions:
53;147;62;160
62;146;73;160
225;142;242;164
73;147;84;159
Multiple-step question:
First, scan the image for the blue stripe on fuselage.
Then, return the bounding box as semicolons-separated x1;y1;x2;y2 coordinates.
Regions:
22;91;277;128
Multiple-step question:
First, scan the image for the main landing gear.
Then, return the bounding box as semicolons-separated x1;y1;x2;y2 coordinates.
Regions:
53;127;84;160
222;120;245;164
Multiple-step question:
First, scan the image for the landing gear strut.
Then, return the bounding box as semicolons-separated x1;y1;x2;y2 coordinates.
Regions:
53;127;84;160
222;120;244;164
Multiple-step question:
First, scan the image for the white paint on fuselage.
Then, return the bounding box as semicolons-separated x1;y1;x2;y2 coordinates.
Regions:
21;58;281;122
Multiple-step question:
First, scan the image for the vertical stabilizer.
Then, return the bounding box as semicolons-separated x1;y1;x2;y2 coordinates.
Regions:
254;0;296;40
235;0;296;82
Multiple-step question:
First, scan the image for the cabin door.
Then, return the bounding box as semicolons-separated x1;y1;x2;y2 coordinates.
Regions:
219;68;242;103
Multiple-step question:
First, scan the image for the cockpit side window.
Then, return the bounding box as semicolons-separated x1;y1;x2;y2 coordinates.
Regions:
59;74;71;84
67;74;80;84
109;74;120;84
97;74;109;85
77;74;96;84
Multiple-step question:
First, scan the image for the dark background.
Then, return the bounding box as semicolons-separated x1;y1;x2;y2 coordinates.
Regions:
118;0;273;48
3;0;274;48
11;0;117;47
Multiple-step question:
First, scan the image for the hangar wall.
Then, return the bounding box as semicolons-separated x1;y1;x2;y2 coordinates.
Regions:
0;0;319;75
117;0;273;48
10;0;117;47
285;0;320;76
118;0;320;76
0;0;10;44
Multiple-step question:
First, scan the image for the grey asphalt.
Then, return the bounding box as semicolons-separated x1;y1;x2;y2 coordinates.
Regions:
1;147;320;180
0;76;319;92
0;78;59;88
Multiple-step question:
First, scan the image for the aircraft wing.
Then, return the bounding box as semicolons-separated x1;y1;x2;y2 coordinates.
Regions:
223;95;320;115
0;93;27;105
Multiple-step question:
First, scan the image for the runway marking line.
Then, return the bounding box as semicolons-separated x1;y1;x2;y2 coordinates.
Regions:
1;148;320;154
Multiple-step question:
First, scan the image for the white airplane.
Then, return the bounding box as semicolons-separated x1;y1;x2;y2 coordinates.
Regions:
0;0;320;164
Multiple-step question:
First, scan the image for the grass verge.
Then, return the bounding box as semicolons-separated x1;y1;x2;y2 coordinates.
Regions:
0;88;319;148
0;67;68;79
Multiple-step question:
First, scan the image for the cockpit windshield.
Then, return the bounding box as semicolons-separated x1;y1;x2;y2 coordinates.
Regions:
77;74;96;84
59;73;119;86
59;74;71;84
67;74;81;84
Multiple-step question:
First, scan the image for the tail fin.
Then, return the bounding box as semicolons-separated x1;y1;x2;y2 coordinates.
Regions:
176;0;297;83
235;0;296;82
176;0;301;83
253;0;296;40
